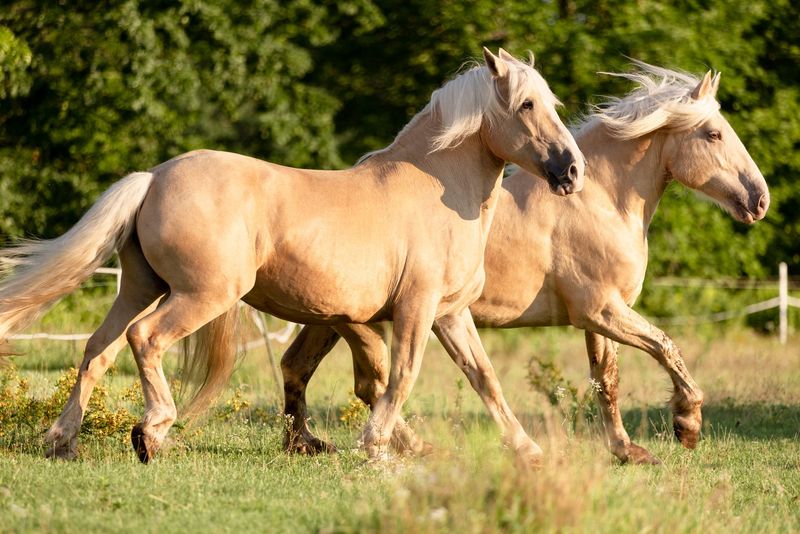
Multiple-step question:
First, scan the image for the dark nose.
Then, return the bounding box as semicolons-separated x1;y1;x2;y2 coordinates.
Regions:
568;163;579;182
544;152;582;196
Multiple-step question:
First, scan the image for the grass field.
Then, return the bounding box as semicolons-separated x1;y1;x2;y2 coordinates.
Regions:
1;290;799;533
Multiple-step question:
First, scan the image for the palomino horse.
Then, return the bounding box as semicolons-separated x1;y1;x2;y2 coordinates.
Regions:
279;63;770;464
0;48;584;463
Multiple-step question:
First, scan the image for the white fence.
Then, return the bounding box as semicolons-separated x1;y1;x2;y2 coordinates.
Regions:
8;262;800;345
9;268;295;345
648;262;799;344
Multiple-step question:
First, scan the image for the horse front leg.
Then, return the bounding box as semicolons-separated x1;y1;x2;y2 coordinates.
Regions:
581;297;704;449
336;322;432;456
433;308;543;466
360;299;437;460
584;331;660;464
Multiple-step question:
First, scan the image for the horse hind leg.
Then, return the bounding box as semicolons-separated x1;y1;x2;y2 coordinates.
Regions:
281;325;341;454
45;240;166;459
126;290;242;463
584;331;660;465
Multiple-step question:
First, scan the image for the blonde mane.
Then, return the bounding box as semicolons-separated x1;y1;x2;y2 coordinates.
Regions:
582;60;720;140
358;54;557;164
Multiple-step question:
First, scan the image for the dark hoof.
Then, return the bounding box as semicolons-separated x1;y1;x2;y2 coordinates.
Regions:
284;432;337;455
624;443;661;465
131;424;154;464
44;444;78;461
673;416;700;449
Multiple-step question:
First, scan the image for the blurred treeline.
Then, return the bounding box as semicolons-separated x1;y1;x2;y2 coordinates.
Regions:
0;0;798;288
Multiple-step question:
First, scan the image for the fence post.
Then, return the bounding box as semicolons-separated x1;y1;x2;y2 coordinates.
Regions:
779;262;788;345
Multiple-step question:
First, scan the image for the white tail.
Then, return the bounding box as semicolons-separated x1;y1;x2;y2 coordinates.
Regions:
0;172;154;352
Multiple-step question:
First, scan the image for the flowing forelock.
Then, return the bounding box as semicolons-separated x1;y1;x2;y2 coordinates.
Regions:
583;60;720;140
429;55;558;151
355;53;558;165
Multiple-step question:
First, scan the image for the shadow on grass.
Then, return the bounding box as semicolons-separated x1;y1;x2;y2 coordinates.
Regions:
4;400;798;461
621;400;800;441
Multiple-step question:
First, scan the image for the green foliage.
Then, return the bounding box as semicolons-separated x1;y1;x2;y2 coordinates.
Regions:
0;0;378;238
0;366;138;448
0;0;797;303
310;0;799;278
527;354;599;433
339;390;370;429
0;25;32;98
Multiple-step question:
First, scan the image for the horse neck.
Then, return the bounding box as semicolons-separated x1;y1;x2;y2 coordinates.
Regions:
370;111;506;218
578;121;670;233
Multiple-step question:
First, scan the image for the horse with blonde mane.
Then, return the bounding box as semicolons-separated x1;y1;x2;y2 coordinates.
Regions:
0;48;584;463
279;62;770;464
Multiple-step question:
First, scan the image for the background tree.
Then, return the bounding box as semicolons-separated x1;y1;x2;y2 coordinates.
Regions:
0;0;379;237
1;1;797;310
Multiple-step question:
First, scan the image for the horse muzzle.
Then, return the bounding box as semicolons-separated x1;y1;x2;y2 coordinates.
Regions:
545;157;584;197
736;192;769;224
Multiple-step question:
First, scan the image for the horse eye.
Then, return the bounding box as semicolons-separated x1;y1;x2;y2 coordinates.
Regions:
707;130;722;141
521;100;533;110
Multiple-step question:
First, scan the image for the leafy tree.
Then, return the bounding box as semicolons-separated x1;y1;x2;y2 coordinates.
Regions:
1;0;797;291
309;0;799;279
0;0;378;238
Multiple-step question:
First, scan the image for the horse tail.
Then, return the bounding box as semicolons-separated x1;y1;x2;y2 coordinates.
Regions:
0;172;154;354
179;306;242;420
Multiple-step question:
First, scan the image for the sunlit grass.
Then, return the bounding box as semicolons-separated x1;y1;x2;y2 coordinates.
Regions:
1;289;799;532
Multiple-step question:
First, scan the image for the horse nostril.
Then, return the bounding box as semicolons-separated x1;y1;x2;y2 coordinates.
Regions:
757;194;769;215
568;163;578;181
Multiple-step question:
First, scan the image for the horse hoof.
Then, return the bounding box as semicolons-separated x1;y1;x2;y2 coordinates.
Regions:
283;429;337;455
625;443;661;465
364;442;392;462
131;424;155;464
44;444;77;461
514;442;544;470
673;416;700;449
284;434;337;455
391;433;436;457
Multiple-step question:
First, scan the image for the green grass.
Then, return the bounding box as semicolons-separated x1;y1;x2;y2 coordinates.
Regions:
1;288;799;532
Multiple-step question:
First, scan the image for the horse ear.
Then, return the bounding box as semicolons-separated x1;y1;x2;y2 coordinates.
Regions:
527;50;535;67
690;70;714;100
711;72;721;97
483;47;509;78
498;48;516;62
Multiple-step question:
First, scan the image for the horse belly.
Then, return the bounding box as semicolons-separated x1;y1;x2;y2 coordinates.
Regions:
471;270;570;327
243;260;391;324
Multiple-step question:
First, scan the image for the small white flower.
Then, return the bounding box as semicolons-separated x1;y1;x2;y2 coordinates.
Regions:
589;378;603;393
